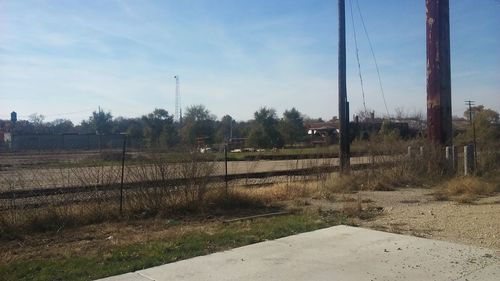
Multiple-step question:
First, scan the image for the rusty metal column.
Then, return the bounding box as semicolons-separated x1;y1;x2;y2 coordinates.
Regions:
426;0;452;146
338;0;350;172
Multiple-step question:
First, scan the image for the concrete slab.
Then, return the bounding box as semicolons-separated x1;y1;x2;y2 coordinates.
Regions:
97;225;500;281
99;273;152;281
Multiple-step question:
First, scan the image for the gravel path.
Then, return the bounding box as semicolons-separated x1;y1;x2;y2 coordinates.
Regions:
342;188;500;252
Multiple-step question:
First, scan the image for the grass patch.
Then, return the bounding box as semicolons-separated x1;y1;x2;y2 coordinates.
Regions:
0;214;334;281
321;169;410;195
242;182;316;203
433;176;498;203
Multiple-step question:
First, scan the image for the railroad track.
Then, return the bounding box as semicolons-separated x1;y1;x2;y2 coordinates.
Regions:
0;162;387;210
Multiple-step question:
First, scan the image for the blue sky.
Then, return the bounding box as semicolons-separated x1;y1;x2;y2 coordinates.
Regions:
1;0;499;123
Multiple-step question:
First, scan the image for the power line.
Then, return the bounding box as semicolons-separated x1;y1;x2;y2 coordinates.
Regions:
355;0;390;117
348;0;367;113
43;108;96;118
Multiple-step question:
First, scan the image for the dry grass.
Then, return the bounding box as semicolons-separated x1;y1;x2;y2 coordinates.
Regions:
3;157;339;238
0;202;117;240
2;140;497;238
341;194;363;218
434;176;498;203
0;189;268;240
319;142;458;197
233;182;320;204
0;151;224;238
0;183;274;240
321;167;418;195
477;149;500;180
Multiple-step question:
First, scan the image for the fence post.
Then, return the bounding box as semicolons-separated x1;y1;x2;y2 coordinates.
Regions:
452;145;457;172
445;146;454;172
224;141;228;196
464;144;474;175
120;135;127;215
407;146;413;158
419;146;424;157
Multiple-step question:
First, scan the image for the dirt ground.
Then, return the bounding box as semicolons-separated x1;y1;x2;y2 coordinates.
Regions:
1;187;499;265
311;188;500;252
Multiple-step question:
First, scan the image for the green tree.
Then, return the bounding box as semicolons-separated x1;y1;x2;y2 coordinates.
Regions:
142;109;176;147
279;108;305;146
125;119;144;139
464;105;499;123
247;107;283;148
215;115;237;143
11;120;35;135
463;106;499;145
49;119;74;134
180;105;216;145
88;109;113;134
110;117;144;139
111;117;132;134
247;123;269;148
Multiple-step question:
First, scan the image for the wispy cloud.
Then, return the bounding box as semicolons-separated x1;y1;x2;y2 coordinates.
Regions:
1;0;499;122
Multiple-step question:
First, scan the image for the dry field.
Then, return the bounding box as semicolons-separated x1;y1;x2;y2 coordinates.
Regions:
2;182;499;267
0;143;498;280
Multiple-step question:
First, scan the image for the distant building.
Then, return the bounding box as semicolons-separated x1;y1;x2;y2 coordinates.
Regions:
0;132;12;150
195;136;211;148
304;120;339;146
228;137;246;150
10;111;17;124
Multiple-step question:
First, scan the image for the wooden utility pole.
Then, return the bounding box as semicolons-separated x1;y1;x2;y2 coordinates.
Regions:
338;0;350;172
426;0;452;146
465;100;478;170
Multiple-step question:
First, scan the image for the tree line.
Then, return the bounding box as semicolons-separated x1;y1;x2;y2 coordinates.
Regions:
0;106;310;148
1;104;498;149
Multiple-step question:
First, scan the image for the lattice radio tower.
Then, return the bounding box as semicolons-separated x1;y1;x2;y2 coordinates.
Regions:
174;75;182;123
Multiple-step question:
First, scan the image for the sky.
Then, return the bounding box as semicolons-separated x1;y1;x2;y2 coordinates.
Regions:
0;0;499;123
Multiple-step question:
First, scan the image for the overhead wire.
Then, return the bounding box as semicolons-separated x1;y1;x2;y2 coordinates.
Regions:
355;0;390;117
43;108;96;118
348;0;368;114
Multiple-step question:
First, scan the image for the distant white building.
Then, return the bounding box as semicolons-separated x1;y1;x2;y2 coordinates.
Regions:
4;132;12;143
1;132;12;148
